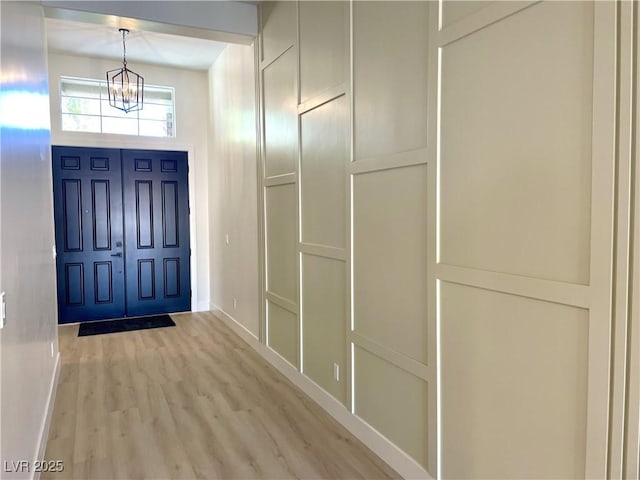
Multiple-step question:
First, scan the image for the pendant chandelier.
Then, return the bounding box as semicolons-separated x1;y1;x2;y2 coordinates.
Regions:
106;28;144;113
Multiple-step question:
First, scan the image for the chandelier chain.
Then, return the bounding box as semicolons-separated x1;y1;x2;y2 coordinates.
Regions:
120;28;128;67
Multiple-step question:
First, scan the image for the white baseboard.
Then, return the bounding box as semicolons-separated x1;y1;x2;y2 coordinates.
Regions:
210;305;430;480
33;351;61;480
211;305;259;342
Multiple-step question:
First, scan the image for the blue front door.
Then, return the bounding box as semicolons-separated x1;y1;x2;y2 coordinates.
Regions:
122;149;191;317
52;147;126;323
52;146;191;323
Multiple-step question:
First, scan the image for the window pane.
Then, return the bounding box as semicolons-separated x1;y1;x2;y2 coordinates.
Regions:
60;78;101;98
102;116;138;136
139;119;169;137
61;96;101;116
144;87;173;105
138;103;172;121
62;113;100;133
101;100;137;119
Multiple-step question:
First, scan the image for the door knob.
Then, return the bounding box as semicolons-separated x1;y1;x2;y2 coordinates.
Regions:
110;252;123;257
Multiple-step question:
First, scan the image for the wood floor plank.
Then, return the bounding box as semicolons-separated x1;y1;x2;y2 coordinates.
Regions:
43;312;399;479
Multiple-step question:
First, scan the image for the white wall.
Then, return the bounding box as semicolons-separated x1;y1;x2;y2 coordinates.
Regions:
208;44;260;337
47;52;210;312
0;3;60;478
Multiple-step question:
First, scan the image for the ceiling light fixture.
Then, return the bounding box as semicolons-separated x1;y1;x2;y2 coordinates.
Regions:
106;28;144;113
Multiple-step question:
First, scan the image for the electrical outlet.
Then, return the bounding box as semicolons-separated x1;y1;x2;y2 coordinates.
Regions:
233;298;237;309
333;363;340;382
225;233;230;245
0;292;6;329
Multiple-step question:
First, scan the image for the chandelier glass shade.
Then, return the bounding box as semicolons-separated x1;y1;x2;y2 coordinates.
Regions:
106;28;144;113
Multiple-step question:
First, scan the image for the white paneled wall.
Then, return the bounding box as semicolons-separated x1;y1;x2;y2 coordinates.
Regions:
433;2;616;477
259;1;432;477
261;5;300;362
230;1;639;479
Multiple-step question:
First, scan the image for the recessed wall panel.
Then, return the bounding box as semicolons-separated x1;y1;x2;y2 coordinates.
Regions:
265;183;297;302
353;164;428;363
439;1;593;284
353;1;428;160
268;301;298;367
263;49;297;178
302;254;346;404
299;0;346;102
261;1;296;62
440;282;588;478
354;346;428;468
300;96;346;249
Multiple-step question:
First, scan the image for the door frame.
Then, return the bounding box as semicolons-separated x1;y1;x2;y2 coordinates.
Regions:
51;137;200;315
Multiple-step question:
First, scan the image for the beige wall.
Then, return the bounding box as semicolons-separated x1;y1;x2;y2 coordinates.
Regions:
0;3;59;478
258;1;433;477
252;1;639;479
208;43;260;337
47;53;211;312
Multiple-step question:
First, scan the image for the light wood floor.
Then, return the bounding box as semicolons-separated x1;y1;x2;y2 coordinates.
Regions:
43;312;398;479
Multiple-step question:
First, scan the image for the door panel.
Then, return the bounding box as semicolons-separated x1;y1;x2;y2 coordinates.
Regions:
52;146;125;323
122;149;191;316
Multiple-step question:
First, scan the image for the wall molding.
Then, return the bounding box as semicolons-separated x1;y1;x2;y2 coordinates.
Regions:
260;44;295;72
437;0;538;45
210;307;430;480
33;352;61;480
265;291;297;315
436;263;591;309
299;242;346;262
298;84;346;115
349;147;428;176
264;173;297;187
351;332;431;383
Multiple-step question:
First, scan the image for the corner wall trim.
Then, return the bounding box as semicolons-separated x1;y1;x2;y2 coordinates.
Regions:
194;300;211;312
209;306;430;480
33;352;61;480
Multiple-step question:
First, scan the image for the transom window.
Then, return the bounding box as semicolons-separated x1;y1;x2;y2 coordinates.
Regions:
60;76;175;137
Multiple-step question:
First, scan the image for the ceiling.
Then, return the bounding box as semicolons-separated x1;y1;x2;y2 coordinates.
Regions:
46;17;229;71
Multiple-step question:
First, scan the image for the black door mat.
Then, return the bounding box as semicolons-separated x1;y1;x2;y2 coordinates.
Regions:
77;314;176;337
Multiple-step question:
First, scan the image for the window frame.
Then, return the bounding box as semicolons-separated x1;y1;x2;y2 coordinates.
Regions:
59;76;176;138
